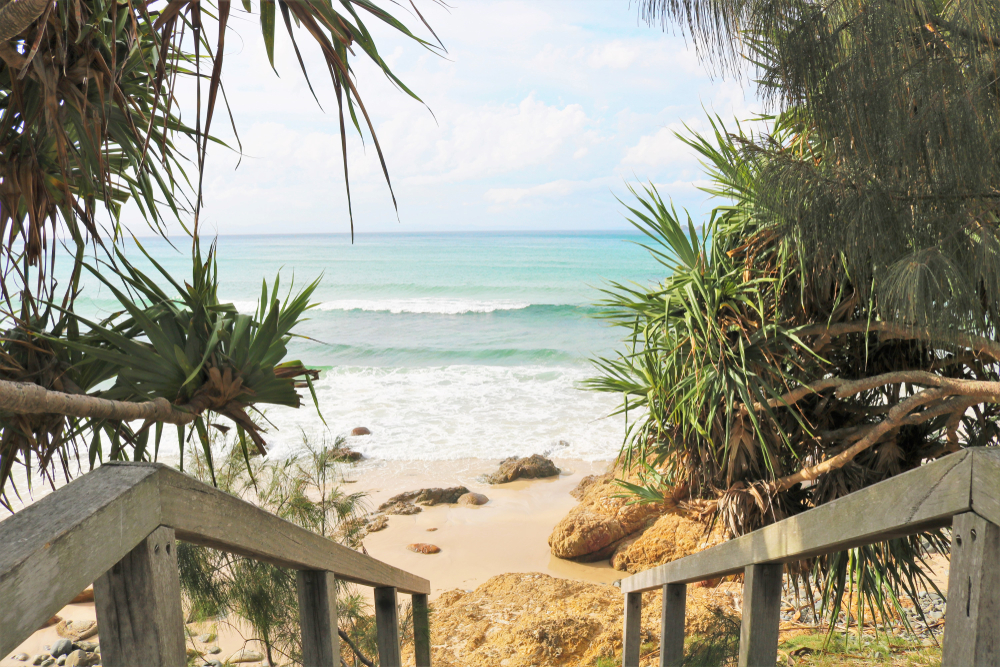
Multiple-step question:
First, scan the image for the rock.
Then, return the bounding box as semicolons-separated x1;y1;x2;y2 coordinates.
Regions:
40;660;55;667
548;474;664;561
32;655;49;666
56;656;65;666
69;588;95;604
381;501;422;516
407;543;442;554
51;640;74;659
40;616;61;629
196;633;217;643
483;454;559;484
398;572;737;667
12;655;29;662
56;620;97;641
570;473;611;500
73;643;97;653
327;447;363;462
367;515;389;532
227;649;265;663
457;492;489;506
350;426;372;436
381;486;470;507
63;650;93;667
610;512;725;574
426;527;438;531
206;645;221;654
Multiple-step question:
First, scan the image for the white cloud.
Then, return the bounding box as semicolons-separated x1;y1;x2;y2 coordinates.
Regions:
620;123;702;169
484;178;600;205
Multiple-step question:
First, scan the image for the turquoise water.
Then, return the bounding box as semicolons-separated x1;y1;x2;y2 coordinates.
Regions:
74;231;664;461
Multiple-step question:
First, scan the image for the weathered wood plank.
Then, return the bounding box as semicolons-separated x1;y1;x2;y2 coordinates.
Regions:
0;464;161;657
738;563;782;667
375;586;402;667
297;570;339;667
93;526;186;667
942;512;1000;666
412;593;432;667
660;583;686;667
157;465;430;594
970;448;1000;528
623;451;972;593
623;591;642;667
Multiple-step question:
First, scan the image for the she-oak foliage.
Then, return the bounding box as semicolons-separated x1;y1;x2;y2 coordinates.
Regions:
0;0;442;506
591;0;1000;633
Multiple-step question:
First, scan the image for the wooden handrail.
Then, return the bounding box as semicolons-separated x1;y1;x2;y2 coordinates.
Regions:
618;447;1000;667
0;461;432;667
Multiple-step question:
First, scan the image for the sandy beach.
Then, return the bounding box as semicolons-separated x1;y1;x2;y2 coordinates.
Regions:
1;456;619;665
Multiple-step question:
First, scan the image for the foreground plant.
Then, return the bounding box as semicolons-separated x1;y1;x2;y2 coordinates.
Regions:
178;435;378;666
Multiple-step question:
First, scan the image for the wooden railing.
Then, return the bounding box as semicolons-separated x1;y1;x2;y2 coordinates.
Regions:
619;447;1000;667
0;461;432;667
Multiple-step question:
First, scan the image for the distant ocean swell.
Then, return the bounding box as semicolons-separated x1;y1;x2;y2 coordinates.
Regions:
229;299;600;317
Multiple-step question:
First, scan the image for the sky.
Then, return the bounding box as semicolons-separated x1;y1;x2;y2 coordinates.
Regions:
152;0;760;237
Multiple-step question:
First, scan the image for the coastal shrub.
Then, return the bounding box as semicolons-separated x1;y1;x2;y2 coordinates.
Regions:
592;0;1000;638
177;434;378;666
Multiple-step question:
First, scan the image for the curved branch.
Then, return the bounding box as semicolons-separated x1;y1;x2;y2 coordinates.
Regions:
773;388;950;492
0;379;196;424
338;628;375;667
796;321;1000;361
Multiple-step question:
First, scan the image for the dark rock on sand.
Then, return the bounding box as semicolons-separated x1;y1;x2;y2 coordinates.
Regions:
350;426;372;436
381;502;423;516
382;486;469;507
483;454;559;484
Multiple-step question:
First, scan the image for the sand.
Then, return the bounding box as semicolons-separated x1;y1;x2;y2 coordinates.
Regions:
0;456;619;665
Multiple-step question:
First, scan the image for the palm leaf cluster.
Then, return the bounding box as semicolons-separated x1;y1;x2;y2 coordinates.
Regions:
589;114;996;631
0;0;440;502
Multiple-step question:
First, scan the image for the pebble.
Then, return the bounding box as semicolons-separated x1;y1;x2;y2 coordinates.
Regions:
406;543;441;554
196;633;217;643
33;656;50;666
12;655;29;662
206;645;221;654
51;640;74;658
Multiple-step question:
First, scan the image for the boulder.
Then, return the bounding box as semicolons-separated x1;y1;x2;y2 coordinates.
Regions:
457;492;489;506
548;474;663;561
610;512;725;574
570;473;611;500
350;426;372;436
483;455;559;484
327;447;363;462
407;543;441;554
381;486;469;507
399;572;737;667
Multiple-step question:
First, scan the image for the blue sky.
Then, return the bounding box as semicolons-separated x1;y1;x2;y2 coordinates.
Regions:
160;1;760;236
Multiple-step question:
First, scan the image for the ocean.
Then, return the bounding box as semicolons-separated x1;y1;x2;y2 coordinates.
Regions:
73;231;664;463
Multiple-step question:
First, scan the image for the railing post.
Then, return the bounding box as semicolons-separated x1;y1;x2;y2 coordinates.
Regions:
738;563;782;667
374;586;402;667
660;583;686;667
623;591;642;667
942;511;1000;666
412;592;432;666
92;525;185;667
297;570;340;667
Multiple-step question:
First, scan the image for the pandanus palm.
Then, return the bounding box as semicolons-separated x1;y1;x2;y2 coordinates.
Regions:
0;0;442;504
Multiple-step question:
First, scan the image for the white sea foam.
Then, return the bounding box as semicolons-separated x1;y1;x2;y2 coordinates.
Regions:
257;364;628;462
314;298;534;315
